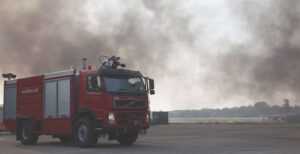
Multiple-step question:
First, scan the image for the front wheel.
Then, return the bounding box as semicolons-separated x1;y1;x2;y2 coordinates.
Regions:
74;117;98;147
19;120;39;145
117;131;139;145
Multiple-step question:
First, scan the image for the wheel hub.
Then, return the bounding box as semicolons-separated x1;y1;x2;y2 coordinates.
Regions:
22;126;31;140
78;124;88;142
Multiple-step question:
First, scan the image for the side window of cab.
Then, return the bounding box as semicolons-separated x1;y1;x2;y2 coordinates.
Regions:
87;75;101;92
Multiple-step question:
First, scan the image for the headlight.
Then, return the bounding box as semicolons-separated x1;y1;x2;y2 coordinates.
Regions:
146;112;151;123
108;112;115;124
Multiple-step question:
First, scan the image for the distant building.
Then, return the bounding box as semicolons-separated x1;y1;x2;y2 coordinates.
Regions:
265;99;300;124
266;114;300;124
152;112;169;124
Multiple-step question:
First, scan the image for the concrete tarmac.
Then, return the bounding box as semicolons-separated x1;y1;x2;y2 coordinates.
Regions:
0;124;300;154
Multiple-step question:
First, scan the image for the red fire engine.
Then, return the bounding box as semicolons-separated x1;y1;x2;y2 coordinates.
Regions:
2;56;155;147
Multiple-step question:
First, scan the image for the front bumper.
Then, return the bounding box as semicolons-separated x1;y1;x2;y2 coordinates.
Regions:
105;111;150;129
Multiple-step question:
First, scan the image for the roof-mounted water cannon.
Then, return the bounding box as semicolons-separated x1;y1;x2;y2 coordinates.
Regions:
2;73;16;80
100;55;126;69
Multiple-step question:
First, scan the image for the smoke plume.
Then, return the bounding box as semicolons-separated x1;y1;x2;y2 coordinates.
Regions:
1;0;300;110
214;1;300;106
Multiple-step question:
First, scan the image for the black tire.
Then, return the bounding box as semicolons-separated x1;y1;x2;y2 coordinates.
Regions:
59;135;72;143
19;120;39;145
117;131;138;145
74;117;98;147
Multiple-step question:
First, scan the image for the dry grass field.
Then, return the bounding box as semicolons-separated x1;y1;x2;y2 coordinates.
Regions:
169;117;266;124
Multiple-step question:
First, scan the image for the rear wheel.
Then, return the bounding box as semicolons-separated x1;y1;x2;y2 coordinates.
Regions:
74;117;98;147
117;131;138;145
19;120;39;145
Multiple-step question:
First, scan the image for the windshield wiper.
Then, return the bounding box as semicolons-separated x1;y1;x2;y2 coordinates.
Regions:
114;88;146;95
116;88;129;92
133;89;146;94
123;100;139;107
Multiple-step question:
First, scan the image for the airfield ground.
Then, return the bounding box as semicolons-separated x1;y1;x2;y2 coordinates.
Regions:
0;124;300;154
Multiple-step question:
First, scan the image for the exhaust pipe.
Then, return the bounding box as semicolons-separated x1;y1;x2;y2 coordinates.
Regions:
82;58;87;70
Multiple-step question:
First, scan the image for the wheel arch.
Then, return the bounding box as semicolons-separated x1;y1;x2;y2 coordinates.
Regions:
72;108;96;133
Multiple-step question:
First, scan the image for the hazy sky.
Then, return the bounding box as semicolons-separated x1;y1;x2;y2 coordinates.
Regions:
1;0;300;111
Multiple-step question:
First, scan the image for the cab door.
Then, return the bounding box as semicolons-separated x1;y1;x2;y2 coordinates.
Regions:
80;73;107;119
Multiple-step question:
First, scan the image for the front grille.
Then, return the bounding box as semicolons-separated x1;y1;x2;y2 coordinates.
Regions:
117;112;145;126
115;99;146;107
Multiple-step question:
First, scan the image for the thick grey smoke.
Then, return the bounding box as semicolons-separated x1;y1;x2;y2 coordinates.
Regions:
0;1;181;74
0;0;196;110
1;0;300;110
214;1;300;105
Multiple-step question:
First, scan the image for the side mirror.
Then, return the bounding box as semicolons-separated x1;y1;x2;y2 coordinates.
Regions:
149;79;155;90
150;89;155;95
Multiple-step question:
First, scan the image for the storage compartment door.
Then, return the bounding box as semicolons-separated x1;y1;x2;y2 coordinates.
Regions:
57;79;70;118
4;86;17;120
44;81;57;118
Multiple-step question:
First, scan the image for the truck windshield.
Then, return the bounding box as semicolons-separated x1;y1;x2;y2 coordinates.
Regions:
104;77;146;93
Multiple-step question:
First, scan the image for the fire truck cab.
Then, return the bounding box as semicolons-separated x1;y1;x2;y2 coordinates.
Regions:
2;56;155;147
